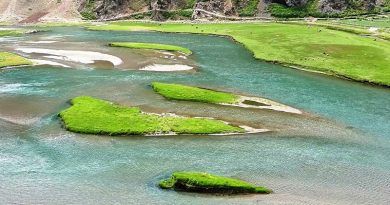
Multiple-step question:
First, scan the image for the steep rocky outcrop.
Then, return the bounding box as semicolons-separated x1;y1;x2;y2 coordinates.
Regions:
285;0;308;7
318;0;381;14
95;0;130;19
192;0;237;19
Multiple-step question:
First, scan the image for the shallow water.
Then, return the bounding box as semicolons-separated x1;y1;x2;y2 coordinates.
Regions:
0;27;389;205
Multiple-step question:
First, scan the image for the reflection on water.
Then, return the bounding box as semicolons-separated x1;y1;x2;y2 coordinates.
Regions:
0;27;389;205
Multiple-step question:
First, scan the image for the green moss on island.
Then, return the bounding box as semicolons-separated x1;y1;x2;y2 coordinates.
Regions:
159;172;272;194
59;96;244;135
152;82;239;104
109;42;192;55
0;52;32;68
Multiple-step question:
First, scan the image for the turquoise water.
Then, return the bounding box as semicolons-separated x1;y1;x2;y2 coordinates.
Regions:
0;27;389;204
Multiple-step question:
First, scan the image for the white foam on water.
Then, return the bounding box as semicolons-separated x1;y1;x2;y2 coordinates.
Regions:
15;48;123;66
140;64;193;72
0;82;47;94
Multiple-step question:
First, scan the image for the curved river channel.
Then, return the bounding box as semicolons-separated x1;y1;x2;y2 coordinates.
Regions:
0;27;389;204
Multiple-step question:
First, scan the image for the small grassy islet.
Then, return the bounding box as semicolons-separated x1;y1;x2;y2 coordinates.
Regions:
59;96;244;135
0;52;32;68
151;82;240;104
109;42;192;55
159;172;272;194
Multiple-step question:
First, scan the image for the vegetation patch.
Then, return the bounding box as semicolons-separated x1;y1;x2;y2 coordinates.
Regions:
238;0;259;17
268;0;384;18
152;82;239;104
59;96;244;135
80;0;97;20
0;52;32;68
0;29;26;37
88;22;390;86
159;172;272;194
109;42;192;55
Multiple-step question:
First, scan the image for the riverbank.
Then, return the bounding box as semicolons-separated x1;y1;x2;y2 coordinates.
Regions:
88;21;390;87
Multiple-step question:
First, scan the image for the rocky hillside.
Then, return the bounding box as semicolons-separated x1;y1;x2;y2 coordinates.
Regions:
0;0;389;23
0;0;83;23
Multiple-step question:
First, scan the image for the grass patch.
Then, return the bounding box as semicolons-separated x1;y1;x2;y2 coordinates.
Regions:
159;172;272;194
109;42;192;55
0;52;32;68
88;22;390;86
0;30;25;37
152;82;239;104
59;96;244;135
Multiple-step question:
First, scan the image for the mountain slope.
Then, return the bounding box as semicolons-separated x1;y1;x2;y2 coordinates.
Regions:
0;0;389;23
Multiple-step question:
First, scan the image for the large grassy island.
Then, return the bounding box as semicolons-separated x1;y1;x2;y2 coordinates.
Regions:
159;172;272;194
89;22;390;86
59;96;245;135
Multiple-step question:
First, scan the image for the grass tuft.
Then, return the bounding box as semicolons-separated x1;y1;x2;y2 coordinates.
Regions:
0;52;32;68
109;42;192;55
59;96;244;135
159;172;272;194
151;82;240;104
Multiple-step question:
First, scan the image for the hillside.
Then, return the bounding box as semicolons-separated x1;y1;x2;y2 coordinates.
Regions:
0;0;389;23
0;0;82;23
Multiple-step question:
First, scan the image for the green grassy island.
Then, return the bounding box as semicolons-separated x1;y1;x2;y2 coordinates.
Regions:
89;22;390;86
159;172;272;194
0;52;32;68
152;82;240;104
109;42;192;55
59;96;244;135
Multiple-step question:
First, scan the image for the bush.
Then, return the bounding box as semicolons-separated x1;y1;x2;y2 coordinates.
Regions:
238;0;258;17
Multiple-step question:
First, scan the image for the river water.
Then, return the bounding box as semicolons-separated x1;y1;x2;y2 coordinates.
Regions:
0;27;389;204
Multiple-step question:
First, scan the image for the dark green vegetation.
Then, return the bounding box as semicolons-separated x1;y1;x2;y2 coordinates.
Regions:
0;52;32;68
238;0;259;17
159;172;272;194
80;0;97;20
59;96;244;135
268;0;390;18
151;82;239;104
109;42;192;55
89;22;390;86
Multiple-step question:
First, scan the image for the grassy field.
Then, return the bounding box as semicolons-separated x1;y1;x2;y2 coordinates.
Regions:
59;96;244;135
159;172;272;194
152;82;239;104
0;52;32;68
109;42;192;55
89;22;390;86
